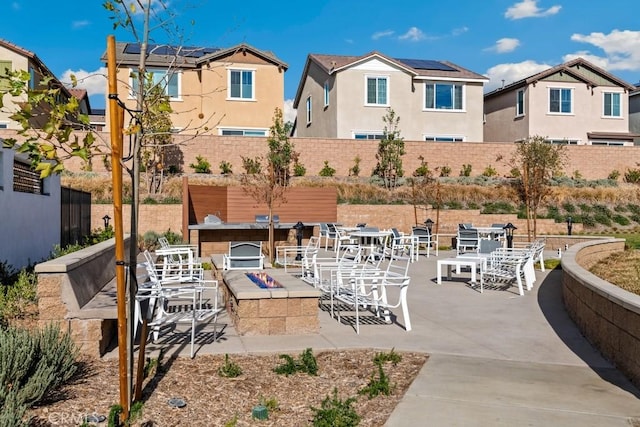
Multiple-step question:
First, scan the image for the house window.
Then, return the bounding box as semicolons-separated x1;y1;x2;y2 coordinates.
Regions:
131;68;180;99
229;69;254;100
603;92;621;117
306;96;312;125
0;123;8;129
590;140;626;146
366;76;388;105
516;89;525;116
353;132;384;140
220;128;267;137
324;80;330;107
13;160;43;195
549;88;572;114
548;139;579;145
29;67;36;90
424;135;464;142
425;82;463;110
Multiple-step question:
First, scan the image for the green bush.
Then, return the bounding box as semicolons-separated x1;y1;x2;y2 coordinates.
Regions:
293;162;306;177
273;348;318;376
310;388;360;427
624;167;640;183
482;165;498;177
359;362;393;398
613;214;631;226
219;160;233;175
459;164;472;177
189;155;211;174
0;324;78;424
481;201;516;214
218;354;243;378
241;156;262;174
438;165;451;177
319;161;336;177
0;270;38;324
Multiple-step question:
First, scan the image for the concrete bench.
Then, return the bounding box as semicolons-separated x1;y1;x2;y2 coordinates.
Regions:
35;237;131;357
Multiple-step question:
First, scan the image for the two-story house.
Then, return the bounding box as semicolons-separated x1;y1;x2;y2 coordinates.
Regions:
103;42;288;136
484;58;637;146
0;39;73;130
629;84;640;144
292;52;488;141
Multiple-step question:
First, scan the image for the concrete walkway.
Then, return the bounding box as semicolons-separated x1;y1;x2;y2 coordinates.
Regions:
133;250;640;426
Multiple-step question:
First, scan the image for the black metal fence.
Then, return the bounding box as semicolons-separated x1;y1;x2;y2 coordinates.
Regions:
61;187;91;247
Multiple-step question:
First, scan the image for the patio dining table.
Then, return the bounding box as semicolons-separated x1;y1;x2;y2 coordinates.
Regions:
348;230;393;257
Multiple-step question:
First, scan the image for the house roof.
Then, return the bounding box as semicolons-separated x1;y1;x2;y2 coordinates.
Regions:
104;42;288;70
293;52;487;107
485;57;636;99
587;131;640;141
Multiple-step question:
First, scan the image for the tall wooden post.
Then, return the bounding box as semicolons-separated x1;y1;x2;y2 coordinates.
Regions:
107;34;129;421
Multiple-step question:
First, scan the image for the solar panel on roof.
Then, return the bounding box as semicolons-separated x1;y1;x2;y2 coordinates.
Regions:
124;43;220;58
396;58;457;72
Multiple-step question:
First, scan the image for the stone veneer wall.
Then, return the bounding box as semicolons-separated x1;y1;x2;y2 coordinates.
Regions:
562;239;640;388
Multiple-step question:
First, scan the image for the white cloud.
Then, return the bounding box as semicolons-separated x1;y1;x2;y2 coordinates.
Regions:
372;30;395;40
485;38;521;53
283;99;296;124
60;67;107;98
570;29;640;72
399;27;426;42
484;60;551;92
451;27;469;36
505;0;561;20
72;20;90;29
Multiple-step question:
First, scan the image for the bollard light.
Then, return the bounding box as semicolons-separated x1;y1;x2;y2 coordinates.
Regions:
294;221;304;261
503;222;517;248
566;216;573;236
424;218;434;234
102;215;111;229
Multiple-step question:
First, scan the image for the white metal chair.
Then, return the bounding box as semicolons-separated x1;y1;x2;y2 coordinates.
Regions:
412;226;439;257
222;241;265;270
275;236;320;273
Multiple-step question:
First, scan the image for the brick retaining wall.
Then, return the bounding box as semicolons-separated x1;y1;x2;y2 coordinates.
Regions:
562;239;640;388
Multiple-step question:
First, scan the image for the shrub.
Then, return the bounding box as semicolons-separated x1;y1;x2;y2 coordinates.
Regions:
459;164;472;177
310;388;360;427
219;160;233;175
608;170;620;181
241;156;262;174
482;165;498;177
189;155;211;174
624;167;640;184
373;348;402;366
359;362;393;398
0;324;78;424
562;202;576;214
319;161;336;177
273;348;318;376
218;354;243;378
613;214;631;226
438;165;451;177
413;156;431;178
293;162;306;177
349;156;361;177
0;269;38;323
481;201;516;214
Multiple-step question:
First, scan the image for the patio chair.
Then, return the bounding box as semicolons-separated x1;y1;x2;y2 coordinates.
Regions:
390;228;418;261
456;228;479;255
332;263;411;334
412;226;439;257
275;236;321;273
222;241;265;270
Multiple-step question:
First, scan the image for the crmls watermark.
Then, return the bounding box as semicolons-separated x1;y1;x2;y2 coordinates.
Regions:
45;411;103;425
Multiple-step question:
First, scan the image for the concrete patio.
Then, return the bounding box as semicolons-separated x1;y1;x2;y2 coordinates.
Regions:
115;249;640;426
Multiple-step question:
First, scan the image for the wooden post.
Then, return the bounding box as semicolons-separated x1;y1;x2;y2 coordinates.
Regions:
107;34;129;421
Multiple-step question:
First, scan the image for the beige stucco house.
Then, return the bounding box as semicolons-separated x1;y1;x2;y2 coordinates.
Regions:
292;52;488;141
0;39;73;130
629;84;640;145
484;58;637;146
103;42;288;136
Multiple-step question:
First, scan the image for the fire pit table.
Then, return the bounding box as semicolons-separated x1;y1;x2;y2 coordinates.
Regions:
221;269;321;335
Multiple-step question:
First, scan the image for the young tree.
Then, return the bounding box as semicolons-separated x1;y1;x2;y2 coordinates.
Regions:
373;108;405;190
241;107;296;263
510;135;567;239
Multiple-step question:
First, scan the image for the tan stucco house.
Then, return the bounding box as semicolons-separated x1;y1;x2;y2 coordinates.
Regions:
292;52;488;141
484;58;637;146
103;42;288;136
0;39;73;130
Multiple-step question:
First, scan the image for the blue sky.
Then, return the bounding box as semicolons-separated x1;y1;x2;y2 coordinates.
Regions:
4;0;640;121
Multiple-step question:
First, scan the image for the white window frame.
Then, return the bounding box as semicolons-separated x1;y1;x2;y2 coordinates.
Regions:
219;127;268;137
590;140;626;146
603;91;622;118
227;68;256;101
516;89;525;117
548;87;573;115
129;68;182;101
364;75;389;106
353;131;384;140
306;96;312;125
424;135;464;142
324;80;330;108
424;81;465;111
547;138;579;145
